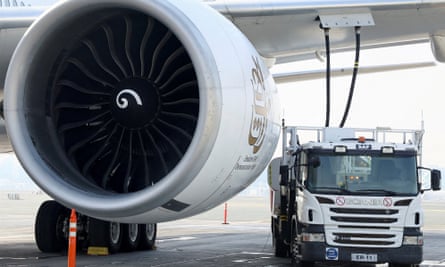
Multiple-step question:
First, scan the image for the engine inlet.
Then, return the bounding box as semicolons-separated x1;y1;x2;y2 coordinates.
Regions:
50;11;199;193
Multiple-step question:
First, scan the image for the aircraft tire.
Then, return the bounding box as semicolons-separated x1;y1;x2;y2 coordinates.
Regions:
138;223;157;250
121;223;140;251
88;218;122;254
35;200;69;253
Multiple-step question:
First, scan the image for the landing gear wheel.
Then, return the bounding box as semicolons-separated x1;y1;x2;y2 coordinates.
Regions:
108;221;122;253
35;200;69;253
121;224;140;251
138;223;157;250
88;218;122;254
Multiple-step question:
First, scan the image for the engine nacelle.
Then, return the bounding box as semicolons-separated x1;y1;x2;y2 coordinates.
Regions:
4;0;280;223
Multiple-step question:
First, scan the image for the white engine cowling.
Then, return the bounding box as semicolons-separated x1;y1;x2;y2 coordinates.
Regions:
4;0;280;223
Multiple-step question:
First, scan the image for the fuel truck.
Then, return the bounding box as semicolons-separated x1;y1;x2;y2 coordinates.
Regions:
269;125;441;267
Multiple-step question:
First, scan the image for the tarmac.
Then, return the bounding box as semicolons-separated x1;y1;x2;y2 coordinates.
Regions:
1;191;445;266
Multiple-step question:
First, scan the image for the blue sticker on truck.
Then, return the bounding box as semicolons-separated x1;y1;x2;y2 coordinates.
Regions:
326;247;339;260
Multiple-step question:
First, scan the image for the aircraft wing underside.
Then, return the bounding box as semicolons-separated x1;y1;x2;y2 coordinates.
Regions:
207;0;445;64
2;1;445;65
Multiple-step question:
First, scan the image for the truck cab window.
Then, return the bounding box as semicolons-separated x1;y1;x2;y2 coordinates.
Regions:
306;152;418;196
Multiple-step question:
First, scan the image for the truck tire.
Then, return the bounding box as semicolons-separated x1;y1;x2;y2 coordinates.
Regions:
291;223;314;267
272;217;288;257
138;223;157;250
121;223;140;251
291;236;314;267
88;218;122;254
273;235;288;257
35;200;69;253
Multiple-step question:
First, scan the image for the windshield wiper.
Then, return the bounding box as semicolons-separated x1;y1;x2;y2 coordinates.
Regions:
355;189;398;196
311;187;352;194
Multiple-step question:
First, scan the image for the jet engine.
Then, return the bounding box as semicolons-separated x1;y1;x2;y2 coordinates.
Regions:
4;0;280;223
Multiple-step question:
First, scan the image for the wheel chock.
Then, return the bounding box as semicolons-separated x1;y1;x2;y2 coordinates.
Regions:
87;246;109;256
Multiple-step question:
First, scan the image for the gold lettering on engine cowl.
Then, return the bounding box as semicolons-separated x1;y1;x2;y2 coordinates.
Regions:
248;56;270;154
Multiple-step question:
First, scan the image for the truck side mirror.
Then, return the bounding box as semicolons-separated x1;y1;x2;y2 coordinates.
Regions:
431;169;441;191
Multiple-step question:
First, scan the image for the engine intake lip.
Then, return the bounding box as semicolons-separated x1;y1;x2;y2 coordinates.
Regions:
4;0;222;218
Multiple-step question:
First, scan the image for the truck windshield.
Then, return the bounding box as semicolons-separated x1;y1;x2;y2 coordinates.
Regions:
306;152;418;196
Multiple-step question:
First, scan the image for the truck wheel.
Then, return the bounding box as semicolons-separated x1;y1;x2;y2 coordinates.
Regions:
35;200;69;253
291;236;314;267
273;235;288;257
88;218;122;254
121;223;140;251
138;223;157;250
291;224;314;267
272;218;288;257
291;235;299;265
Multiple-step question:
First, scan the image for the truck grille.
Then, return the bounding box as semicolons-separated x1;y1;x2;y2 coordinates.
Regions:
330;208;398;215
333;232;395;245
331;216;397;223
325;207;403;248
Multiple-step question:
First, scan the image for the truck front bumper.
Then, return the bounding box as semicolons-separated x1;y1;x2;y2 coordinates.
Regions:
301;242;422;264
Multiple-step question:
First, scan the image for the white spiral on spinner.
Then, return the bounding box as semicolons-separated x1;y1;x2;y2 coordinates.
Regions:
116;89;143;109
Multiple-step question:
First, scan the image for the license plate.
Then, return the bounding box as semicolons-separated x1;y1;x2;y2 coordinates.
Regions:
351;253;378;262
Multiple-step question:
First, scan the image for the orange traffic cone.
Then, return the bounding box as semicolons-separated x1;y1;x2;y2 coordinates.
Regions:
68;209;77;267
223;203;229;224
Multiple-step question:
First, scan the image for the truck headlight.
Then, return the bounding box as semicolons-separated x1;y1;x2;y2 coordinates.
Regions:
302;233;325;242
403;235;423;245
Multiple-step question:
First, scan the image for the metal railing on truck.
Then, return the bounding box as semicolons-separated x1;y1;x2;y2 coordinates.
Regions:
281;125;424;165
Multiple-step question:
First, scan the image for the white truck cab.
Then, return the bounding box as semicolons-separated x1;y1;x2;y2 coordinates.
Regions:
269;126;441;267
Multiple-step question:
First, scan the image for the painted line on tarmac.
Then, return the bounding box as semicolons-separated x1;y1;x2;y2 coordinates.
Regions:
157;236;197;243
422;260;445;266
